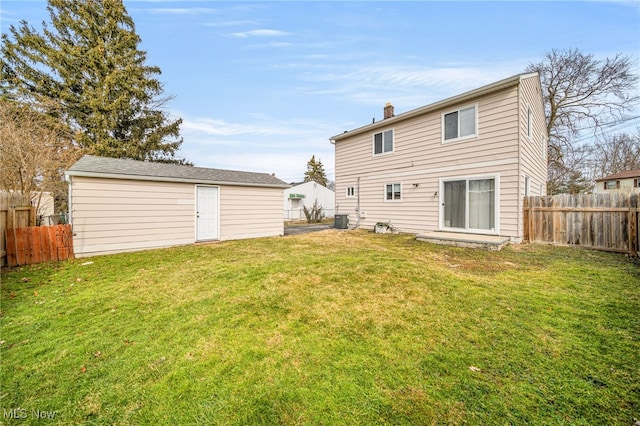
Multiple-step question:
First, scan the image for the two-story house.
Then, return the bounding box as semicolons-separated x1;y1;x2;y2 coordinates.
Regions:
330;73;547;243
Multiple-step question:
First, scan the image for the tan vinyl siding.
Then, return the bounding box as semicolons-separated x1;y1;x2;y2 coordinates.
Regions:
335;82;532;239
518;74;548;198
512;76;549;239
70;177;195;257
71;177;284;257
220;186;284;241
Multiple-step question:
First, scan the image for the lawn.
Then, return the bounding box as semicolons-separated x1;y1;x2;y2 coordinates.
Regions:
1;230;638;425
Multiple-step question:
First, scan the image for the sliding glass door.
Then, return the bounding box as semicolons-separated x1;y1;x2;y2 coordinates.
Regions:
442;177;496;232
443;180;466;229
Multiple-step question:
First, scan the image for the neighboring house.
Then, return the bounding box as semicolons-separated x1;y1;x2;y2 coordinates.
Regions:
595;169;640;193
283;181;335;220
65;155;290;257
331;73;547;243
32;192;56;225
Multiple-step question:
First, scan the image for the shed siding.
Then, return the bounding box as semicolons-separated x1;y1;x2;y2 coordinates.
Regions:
70;177;195;257
335;84;529;238
220;186;284;241
70;177;284;257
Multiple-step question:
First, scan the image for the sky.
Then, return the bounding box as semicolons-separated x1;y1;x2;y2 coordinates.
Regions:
1;1;639;183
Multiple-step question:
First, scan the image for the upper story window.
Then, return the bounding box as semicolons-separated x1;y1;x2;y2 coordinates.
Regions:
527;108;532;138
373;129;393;155
443;104;477;142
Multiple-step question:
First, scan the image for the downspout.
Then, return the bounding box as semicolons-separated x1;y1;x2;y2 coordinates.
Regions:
355;176;361;229
65;174;72;227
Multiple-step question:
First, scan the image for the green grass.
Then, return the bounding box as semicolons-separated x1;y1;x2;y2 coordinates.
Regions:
1;230;638;425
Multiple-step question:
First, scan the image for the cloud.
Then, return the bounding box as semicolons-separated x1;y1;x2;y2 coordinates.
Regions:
176;112;336;180
180;113;335;138
181;117;300;137
203;20;259;28
144;8;221;15
298;63;524;110
229;29;290;38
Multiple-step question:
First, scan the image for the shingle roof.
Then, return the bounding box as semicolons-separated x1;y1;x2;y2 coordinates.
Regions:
66;155;290;188
595;169;640;181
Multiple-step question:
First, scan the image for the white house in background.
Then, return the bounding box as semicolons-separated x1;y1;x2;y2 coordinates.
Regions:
284;181;335;220
595;169;640;193
65;155;290;258
331;72;547;243
32;192;56;225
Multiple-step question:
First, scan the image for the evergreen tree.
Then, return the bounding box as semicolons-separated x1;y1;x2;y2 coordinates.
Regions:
303;155;328;187
1;0;186;163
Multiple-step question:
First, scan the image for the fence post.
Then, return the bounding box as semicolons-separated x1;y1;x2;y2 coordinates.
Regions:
29;206;36;227
630;193;638;256
523;196;529;242
7;207;15;230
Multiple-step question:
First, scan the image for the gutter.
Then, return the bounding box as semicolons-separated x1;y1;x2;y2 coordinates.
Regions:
64;170;291;189
65;174;73;227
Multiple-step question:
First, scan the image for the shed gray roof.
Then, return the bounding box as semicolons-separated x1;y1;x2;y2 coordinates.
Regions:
66;155;290;188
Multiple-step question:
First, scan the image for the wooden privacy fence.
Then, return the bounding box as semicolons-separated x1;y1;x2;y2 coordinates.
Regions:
1;192;73;267
1;192;35;267
4;224;74;267
524;193;638;255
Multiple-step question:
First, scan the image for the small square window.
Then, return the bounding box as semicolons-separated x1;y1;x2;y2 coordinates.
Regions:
385;183;401;201
374;129;393;155
346;187;355;197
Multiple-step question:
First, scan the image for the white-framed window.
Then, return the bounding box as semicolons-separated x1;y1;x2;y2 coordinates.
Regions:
439;174;499;234
346;186;355;197
384;183;402;202
527;107;532;138
373;129;394;155
443;104;477;143
524;175;530;197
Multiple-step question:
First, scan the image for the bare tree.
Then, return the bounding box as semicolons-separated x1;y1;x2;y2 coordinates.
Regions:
526;48;639;193
589;130;640;179
0;98;83;213
548;144;593;194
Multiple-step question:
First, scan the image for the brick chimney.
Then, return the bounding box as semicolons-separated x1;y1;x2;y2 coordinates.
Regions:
384;102;394;119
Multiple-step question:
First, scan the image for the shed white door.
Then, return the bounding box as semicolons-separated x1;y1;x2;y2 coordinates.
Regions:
196;186;219;241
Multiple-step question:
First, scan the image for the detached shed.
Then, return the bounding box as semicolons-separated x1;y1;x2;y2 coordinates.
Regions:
65;155;290;257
